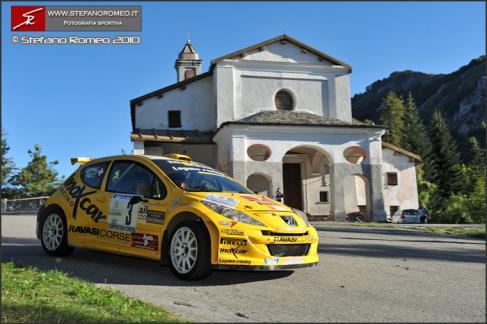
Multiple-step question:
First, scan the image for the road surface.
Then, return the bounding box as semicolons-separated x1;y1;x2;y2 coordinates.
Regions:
2;215;485;322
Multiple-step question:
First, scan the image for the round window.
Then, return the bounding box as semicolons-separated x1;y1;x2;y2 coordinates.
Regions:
274;90;294;110
247;144;271;161
343;146;367;164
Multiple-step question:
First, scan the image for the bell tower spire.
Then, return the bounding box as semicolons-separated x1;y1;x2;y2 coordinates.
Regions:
175;36;202;82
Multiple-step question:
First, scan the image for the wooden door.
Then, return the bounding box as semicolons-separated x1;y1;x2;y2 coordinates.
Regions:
283;163;303;210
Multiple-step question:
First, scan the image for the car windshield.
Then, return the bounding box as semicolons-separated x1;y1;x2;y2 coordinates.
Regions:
153;159;252;194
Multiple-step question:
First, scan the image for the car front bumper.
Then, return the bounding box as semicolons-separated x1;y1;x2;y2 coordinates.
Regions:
215;225;320;268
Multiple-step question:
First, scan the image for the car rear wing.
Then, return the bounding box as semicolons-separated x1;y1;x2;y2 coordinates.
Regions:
164;153;192;162
70;157;95;165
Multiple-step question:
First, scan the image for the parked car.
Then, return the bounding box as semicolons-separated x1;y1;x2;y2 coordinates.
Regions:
37;154;319;280
389;208;427;224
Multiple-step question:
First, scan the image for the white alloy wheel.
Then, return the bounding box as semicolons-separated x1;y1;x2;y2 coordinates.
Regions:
42;213;64;251
170;226;198;274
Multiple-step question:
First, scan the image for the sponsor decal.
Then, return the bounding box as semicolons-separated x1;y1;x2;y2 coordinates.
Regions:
267;205;287;211
219;246;247;258
137;205;148;222
131;233;158;251
220;238;247;246
242;196;274;203
283;256;304;265
218;258;251;265
146;210;165;225
264;257;280;265
268;236;315;243
218;220;237;227
62;176;105;222
108;193;139;233
68;225;131;242
203;194;239;208
221;228;244;236
170;164;221;174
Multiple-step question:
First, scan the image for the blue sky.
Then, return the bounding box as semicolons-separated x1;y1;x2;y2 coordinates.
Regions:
2;1;485;179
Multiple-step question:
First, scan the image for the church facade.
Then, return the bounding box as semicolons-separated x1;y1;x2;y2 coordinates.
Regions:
130;35;420;221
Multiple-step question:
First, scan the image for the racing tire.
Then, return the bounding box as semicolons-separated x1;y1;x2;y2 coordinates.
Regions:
40;207;74;256
168;221;211;280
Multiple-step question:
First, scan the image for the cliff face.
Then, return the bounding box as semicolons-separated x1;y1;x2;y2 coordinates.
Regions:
352;56;485;159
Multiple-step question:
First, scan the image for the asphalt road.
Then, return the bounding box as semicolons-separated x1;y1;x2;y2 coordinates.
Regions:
2;215;485;322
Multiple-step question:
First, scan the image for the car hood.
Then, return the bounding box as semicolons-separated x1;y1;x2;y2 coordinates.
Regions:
187;192;308;232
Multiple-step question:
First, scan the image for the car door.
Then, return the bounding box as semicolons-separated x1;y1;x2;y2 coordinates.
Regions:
69;160;111;247
103;160;170;259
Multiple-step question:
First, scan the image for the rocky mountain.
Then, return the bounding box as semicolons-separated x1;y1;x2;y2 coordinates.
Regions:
352;56;485;160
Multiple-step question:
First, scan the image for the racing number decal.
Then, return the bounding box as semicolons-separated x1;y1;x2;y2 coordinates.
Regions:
108;193;141;232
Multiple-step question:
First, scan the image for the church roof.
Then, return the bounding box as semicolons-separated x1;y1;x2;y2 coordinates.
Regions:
220;110;385;128
131;129;213;144
210;34;352;72
382;142;421;162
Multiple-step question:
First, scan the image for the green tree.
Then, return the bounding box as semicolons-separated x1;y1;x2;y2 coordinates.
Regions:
1;130;15;189
379;91;405;146
429;110;464;197
10;145;60;197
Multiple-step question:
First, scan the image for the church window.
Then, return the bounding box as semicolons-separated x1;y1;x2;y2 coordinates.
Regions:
184;68;196;80
274;90;294;110
387;172;398;186
168;111;181;128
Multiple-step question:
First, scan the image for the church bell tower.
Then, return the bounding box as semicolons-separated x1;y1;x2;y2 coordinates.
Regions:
175;40;202;82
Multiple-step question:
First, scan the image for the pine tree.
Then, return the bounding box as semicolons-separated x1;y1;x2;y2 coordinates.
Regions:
10;145;60;197
379;91;405;146
401;93;436;182
429;110;464;197
1;130;15;189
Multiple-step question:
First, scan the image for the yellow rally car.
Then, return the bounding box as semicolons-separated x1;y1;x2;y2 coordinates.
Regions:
37;154;319;280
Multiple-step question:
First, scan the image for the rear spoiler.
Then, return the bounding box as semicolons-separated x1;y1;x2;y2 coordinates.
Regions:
70;157;95;165
164;153;192;162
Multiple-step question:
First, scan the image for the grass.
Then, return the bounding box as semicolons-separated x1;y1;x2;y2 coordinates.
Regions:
346;223;486;239
1;262;183;323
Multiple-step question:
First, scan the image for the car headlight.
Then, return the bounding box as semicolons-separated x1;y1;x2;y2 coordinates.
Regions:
292;208;309;225
202;200;265;226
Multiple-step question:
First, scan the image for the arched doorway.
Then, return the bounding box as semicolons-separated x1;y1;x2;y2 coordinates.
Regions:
346;174;371;217
282;146;332;217
246;173;272;196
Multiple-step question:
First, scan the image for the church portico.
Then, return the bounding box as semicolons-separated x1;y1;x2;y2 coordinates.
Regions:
213;118;388;221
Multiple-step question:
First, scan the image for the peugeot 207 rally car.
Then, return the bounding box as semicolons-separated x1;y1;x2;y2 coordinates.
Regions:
37;154;319;280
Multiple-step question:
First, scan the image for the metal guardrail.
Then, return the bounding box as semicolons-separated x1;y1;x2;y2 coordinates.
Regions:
1;197;49;215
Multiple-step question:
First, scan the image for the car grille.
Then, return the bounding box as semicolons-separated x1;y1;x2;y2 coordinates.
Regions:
261;231;308;236
267;244;310;257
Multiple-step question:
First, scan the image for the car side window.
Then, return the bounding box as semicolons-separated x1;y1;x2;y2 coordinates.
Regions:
80;162;109;189
106;161;167;199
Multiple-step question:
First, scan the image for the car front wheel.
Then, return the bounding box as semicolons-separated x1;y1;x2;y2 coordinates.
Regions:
40;211;73;256
168;221;211;280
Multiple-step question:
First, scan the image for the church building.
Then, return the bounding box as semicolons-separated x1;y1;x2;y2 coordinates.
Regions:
130;34;420;221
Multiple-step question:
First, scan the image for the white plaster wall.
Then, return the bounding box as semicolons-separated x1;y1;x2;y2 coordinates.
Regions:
355;176;367;206
229;125;381;165
238;75;327;118
135;76;215;131
242;42;334;65
214;56;352;126
382;148;419;214
217;125;384;216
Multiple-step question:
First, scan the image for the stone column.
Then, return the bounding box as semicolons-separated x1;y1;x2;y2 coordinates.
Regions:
330;163;347;221
367;134;388;221
369;163;387;221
